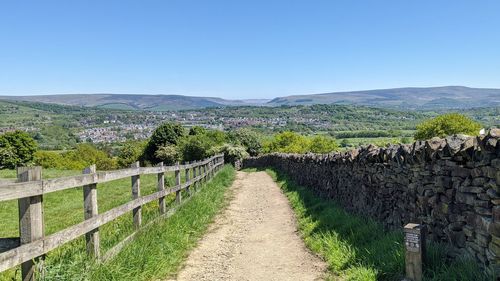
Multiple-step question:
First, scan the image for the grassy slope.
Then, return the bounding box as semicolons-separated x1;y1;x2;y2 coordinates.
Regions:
253;168;493;281
0;165;235;281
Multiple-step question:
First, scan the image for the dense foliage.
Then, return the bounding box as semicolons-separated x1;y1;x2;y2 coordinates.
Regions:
228;128;262;156
0;131;38;169
142;122;185;164
263;131;339;154
414;113;482;140
1;100;498;152
35;144;118;170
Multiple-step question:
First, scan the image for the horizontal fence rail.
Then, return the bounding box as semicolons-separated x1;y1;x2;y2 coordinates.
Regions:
0;154;224;280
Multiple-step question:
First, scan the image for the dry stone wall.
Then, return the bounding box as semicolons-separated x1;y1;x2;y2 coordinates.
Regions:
243;130;500;274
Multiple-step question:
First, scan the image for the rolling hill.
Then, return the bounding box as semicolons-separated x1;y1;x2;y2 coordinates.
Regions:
1;86;499;110
267;86;500;109
0;94;269;111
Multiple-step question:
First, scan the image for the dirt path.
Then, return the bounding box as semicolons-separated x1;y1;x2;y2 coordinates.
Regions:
169;171;326;281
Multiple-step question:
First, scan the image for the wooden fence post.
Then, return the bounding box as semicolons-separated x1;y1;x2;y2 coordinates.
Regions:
175;162;181;204
131;162;141;229
192;161;198;192
83;165;100;260
17;166;44;281
404;223;426;281
157;162;166;215
204;162;208;182
185;162;191;196
208;160;212;179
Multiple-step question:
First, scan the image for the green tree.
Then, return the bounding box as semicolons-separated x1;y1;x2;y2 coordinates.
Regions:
143;122;185;164
34;151;65;169
0;130;38;169
178;134;213;162
117;141;146;168
188;126;207;136
154;145;180;164
414;113;481;140
309;135;339;153
63;144;117;170
228;128;262;156
263;131;311;154
213;144;249;164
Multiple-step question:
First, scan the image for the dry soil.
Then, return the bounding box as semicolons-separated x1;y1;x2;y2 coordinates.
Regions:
169;171;326;281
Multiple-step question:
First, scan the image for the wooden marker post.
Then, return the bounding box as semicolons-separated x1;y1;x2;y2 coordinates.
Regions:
404;223;426;281
17;166;44;281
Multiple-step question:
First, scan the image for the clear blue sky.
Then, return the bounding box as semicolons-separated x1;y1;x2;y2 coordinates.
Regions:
1;0;499;99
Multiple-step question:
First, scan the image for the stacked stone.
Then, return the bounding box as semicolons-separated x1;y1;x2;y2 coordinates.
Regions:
243;129;500;275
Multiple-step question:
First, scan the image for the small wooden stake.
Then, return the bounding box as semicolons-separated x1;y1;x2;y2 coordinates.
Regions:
404;223;426;281
83;165;100;260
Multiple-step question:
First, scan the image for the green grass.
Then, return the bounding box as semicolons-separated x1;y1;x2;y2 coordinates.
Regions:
0;165;235;280
246;168;493;281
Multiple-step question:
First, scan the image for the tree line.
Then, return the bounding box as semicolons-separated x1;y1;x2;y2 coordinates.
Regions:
0;113;484;170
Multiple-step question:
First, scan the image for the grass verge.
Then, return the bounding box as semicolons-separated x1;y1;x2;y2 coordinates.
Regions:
0;165;235;281
246;167;493;281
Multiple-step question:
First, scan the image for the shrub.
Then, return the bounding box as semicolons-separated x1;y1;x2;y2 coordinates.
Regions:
0;130;38;169
34;151;65;169
309;135;339;153
178;134;213;162
228;128;262;156
214;144;249;164
414;113;481;140
154;145;180;165
62;144;117;170
263;131;311;153
188;126;207;136
143;122;185;164
117;141;146;168
263;131;339;154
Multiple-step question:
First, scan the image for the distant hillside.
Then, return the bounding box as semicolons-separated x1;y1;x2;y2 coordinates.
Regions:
0;94;269;111
1;86;499;110
268;86;500;109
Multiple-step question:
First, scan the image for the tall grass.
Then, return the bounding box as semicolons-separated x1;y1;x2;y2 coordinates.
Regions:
252;168;493;281
0;165;235;281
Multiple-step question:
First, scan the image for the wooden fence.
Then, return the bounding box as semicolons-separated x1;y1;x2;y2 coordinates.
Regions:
0;154;225;280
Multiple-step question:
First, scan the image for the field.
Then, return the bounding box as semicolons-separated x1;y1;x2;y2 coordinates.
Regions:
0;165;235;280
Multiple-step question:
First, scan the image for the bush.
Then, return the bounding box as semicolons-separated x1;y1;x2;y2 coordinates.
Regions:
214;144;249;164
188;126;207;136
143;122;185;164
309;135;339;153
263;131;311;153
117;141;146;168
154;145;180;165
414;113;481;140
228;128;262;156
263;131;339;154
178;134;213;162
34;151;65;169
0;130;38;169
62;144;118;170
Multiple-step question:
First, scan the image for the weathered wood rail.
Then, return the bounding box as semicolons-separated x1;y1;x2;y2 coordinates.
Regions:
0;154;224;280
